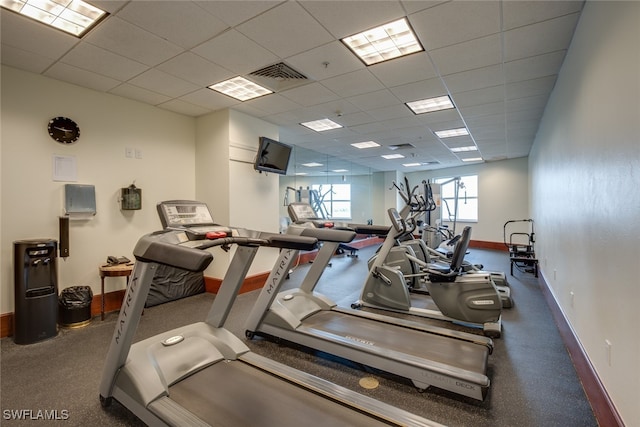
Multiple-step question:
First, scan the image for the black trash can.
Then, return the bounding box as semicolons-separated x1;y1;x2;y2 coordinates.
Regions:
59;286;93;328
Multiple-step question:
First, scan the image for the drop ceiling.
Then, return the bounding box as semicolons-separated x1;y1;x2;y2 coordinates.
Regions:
0;0;584;174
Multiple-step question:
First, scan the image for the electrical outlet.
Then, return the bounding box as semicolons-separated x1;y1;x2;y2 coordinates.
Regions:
135;148;143;159
553;269;557;280
125;147;134;158
605;340;612;366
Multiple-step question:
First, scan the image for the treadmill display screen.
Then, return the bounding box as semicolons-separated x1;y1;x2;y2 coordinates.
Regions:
158;202;214;228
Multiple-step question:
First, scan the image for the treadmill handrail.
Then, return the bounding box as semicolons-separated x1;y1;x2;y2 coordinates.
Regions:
291;225;357;243
133;231;317;271
133;235;213;272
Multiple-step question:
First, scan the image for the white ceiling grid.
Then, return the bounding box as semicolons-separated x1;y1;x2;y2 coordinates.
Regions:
0;0;585;173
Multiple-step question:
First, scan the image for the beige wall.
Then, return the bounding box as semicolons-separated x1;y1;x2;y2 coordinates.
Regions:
407;157;529;243
195;108;283;278
529;2;640;424
0;66;196;314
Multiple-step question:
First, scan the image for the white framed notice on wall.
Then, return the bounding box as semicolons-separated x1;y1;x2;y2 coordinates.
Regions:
52;154;77;182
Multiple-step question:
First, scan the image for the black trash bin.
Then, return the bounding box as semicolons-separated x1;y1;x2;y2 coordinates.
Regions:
59;286;93;328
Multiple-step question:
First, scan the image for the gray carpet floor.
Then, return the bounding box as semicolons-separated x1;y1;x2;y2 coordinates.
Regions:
0;246;597;426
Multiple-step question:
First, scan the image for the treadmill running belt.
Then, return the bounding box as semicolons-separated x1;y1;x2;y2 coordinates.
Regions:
303;311;489;374
168;360;392;427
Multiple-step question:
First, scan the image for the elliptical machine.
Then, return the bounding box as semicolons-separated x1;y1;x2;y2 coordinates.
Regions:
353;180;504;338
366;179;512;308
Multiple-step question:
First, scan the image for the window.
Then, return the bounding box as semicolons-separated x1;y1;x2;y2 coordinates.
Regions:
311;184;351;219
434;175;478;222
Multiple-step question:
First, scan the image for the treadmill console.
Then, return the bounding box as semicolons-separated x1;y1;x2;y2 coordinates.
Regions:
157;200;232;240
288;203;318;222
388;208;405;233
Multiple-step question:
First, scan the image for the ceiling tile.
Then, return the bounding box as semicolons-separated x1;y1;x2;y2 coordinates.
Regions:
321;69;385;98
428;34;501;76
127;68;200;98
60;42;148;81
244;94;303;115
458;100;505;118
44;62;121;92
503;13;581;62
451;85;505;108
410;0;500;50
505;50;566;83
414;108;462;126
347;89;400;110
368;52;438;87
300;0;405;39
117;1;228;49
280;82;340;107
177;88;239;111
331;111;376;127
158;99;211;116
367;104;414;121
506;75;556;100
285;41;365;81
236;2;334;58
109;83;172;105
0;44;55;73
443;64;503;94
389;77;448;102
1;11;78;59
401;0;449;15
157;52;233;87
84;16;183;67
502;1;584;30
192;29;279;75
195;1;281;27
89;1;128;15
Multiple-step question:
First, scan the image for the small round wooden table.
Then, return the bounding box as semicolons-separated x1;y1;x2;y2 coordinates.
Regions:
99;263;133;320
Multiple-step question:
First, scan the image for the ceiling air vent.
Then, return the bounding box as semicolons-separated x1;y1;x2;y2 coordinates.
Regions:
388;143;415;150
248;62;309;92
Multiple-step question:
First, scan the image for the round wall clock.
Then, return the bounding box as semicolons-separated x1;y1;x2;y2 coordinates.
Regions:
48;117;80;144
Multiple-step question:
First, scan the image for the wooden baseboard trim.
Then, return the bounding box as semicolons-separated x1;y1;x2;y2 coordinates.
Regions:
1;312;13;338
204;271;271;295
92;290;126;318
538;270;624;427
469;240;509;251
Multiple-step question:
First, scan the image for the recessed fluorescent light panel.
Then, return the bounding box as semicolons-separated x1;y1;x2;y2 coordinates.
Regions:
402;162;422;167
1;0;107;37
449;146;478;152
208;76;272;101
300;118;343;132
341;17;423;66
406;95;454;115
435;128;469;138
462;157;483;162
332;169;349;173
351;141;381;149
382;154;405;160
302;162;323;167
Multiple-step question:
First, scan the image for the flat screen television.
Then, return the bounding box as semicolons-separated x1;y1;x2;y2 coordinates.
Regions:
254;136;292;175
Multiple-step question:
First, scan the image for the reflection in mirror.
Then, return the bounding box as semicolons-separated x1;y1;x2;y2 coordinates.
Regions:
279;145;379;231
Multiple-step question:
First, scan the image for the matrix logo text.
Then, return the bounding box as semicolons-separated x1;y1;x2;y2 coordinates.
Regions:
3;409;69;421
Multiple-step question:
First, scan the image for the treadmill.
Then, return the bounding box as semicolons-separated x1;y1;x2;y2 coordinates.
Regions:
244;207;495;401
99;201;440;427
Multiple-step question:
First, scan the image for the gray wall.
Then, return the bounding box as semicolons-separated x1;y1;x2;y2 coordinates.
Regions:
529;2;639;424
